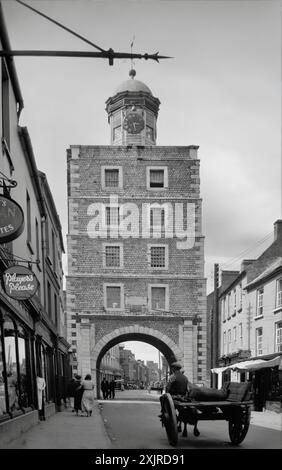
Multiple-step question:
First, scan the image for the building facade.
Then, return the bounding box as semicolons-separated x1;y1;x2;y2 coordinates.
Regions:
210;220;282;412
66;70;207;397
0;5;70;446
100;344;123;383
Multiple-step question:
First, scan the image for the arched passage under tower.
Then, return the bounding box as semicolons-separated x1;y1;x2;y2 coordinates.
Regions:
92;326;183;398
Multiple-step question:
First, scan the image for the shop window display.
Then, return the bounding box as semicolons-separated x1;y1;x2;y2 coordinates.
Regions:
4;318;20;412
17;325;30;408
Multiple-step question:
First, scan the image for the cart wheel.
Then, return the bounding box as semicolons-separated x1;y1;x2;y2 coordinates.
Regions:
228;406;251;445
161;393;178;447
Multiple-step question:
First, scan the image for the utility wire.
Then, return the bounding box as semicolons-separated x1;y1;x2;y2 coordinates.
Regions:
15;0;106;52
220;231;273;269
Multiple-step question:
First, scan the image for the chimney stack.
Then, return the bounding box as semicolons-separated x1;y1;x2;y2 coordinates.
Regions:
274;219;282;242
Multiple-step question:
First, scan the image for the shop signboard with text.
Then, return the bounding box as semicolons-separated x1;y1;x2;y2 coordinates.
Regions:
2;265;39;300
0;195;24;244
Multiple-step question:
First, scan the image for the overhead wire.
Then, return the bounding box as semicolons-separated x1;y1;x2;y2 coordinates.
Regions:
14;0;106;52
220;231;273;270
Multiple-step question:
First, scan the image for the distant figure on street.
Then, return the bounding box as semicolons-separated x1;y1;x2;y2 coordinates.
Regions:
81;374;95;417
101;378;108;400
109;379;115;399
73;374;83;416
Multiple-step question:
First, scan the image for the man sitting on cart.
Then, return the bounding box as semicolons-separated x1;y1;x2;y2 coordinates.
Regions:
161;361;201;437
165;361;192;397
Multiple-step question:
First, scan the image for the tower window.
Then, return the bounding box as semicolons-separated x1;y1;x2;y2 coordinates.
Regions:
150;170;164;187
146;125;154;140
104;284;124;310
105;169;119;187
103;244;123;268
147;166;168;190
148;284;169;311
113;126;121;141
149;245;168;269
150;208;165;229
105;206;120;227
102;166;123;189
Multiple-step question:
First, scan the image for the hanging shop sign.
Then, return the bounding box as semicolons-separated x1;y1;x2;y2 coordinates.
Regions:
2;265;39;300
0;195;24;244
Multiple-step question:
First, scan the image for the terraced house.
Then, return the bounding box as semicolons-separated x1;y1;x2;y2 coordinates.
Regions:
0;5;70;447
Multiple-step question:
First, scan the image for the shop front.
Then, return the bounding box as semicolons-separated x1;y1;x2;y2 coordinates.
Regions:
211;354;282;412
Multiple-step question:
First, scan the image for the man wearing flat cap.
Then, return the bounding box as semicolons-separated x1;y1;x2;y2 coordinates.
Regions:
165;361;192;396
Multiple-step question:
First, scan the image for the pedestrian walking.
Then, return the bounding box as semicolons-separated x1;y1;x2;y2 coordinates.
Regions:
68;375;78;411
109;379;115;399
81;374;95;417
73;374;83;416
101;378;108;400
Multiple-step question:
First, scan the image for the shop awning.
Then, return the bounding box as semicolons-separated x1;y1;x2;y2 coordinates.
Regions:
211;355;282;374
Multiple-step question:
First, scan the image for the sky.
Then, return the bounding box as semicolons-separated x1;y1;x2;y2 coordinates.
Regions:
2;0;281;364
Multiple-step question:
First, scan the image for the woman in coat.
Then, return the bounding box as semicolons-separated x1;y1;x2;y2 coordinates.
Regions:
73;375;83;416
81;374;95;417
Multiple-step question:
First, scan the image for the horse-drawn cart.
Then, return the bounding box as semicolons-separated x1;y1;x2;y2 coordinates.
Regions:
159;381;253;447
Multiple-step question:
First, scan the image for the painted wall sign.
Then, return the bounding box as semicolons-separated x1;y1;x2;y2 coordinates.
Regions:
3;265;39;300
0;195;24;244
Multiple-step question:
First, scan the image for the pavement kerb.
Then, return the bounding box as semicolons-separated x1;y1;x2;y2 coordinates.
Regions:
3;401;113;449
250;411;282;432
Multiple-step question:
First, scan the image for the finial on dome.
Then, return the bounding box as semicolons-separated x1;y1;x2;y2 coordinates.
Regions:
129;69;136;79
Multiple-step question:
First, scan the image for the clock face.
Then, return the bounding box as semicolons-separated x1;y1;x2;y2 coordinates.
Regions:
123;112;145;134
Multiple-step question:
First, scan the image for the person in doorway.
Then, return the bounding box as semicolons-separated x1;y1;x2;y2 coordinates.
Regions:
101;378;108;400
36;375;46;420
109;379;115;399
81;374;95;417
73;374;83;416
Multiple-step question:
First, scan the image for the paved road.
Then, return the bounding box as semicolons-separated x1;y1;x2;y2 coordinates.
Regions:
100;391;282;449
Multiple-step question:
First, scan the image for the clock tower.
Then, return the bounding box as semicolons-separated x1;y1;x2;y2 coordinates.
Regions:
67;68;207;393
105;69;160;146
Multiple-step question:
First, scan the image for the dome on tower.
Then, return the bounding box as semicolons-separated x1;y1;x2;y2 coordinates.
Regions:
113;69;152;95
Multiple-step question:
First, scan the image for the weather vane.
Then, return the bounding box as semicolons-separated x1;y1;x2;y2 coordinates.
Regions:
130;35;136;70
0;0;172;66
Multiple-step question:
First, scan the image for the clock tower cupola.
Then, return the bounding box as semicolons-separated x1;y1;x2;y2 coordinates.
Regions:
105;69;160;146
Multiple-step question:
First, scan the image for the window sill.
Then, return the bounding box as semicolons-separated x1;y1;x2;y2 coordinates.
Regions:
149;268;168;271
103;266;123;270
102;186;123;191
254;315;264;320
237;307;242;313
46;255;52;266
232;311;236;317
274;306;282;314
147;187;167;191
104;308;123;312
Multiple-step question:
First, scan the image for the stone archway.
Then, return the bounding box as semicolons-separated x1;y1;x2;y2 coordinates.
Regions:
91;325;183;398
